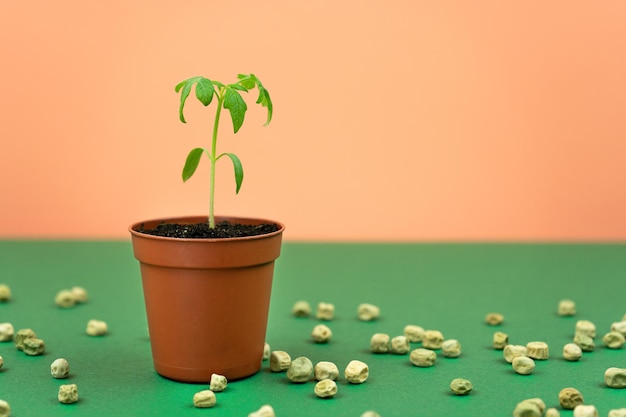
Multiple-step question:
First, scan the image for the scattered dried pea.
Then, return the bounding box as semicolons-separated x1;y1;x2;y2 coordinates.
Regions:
449;378;473;395
403;325;424;342
410;348;436;367
70;286;88;303
209;373;227;392
55;290;76;308
292;300;311;317
559;387;583;409
575;320;596;338
14;328;36;351
513;399;543;417
51;358;70;378
23;338;45;356
441;339;461;358
58;384;79;404
344;360;369;384
526;341;549;359
609;409;626;417
287;356;313;383
422;330;444;349
311;324;332;343
485;312;504;325
512;356;535;375
503;345;527;363
0;284;10;302
604;367;626;388
558;299;576;316
193;390;216;408
314;361;339;381
86;320;108;336
526;398;546;415
360;412;381;417
389;335;410;354
269;351;291;372
0;400;10;417
611;321;626;336
248;405;275;417
314;379;337;398
357;303;380;321
370;333;390;353
546;407;560;417
563;343;583;361
316;302;335;320
263;343;270;360
573;405;598;417
0;356;3;369
573;333;595;352
0;323;14;342
492;332;508;350
602;331;625;349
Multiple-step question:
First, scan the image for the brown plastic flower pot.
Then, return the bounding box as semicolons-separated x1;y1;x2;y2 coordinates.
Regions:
129;215;285;383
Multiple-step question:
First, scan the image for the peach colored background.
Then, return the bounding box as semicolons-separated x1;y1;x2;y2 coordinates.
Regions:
1;1;625;241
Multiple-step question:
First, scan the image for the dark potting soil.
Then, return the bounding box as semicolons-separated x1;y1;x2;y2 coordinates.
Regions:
136;221;280;239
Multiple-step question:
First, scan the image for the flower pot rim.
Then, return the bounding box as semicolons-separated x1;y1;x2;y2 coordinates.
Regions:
129;215;285;243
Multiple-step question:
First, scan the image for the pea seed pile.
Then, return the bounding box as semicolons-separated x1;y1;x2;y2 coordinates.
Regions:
0;284;111;413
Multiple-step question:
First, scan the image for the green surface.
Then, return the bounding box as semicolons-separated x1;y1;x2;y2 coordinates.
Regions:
0;241;625;416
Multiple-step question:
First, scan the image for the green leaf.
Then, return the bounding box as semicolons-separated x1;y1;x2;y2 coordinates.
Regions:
223;87;247;133
228;83;248;92
256;84;273;126
182;147;208;182
176;81;193;123
218;152;244;194
237;73;256;89
195;77;215;106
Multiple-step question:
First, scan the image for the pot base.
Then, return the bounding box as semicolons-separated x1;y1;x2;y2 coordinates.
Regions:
154;359;262;383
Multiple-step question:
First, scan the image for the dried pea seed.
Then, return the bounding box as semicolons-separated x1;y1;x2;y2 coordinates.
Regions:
441;339;461;358
0;284;10;302
513;400;542;417
403;324;424;342
410;348;436;367
209;373;227;392
357;303;380;321
0;323;14;342
492;331;508;350
546;407;560;417
15;328;36;351
311;324;332;343
526;341;549;359
360;412;381;417
611;321;626;336
512;356;535;375
370;333;390;353
23;338;45;356
314;379;337;398
316;302;335;320
292;300;311;317
344;360;369;384
287;356;313;383
422;330;444;349
248;405;275;417
563;343;583;361
602;331;625;349
263;343;270;360
575;320;596;338
0;356;3;369
573;333;594;352
526;398;546;414
485;312;504;325
193;390;216;408
558;299;576;316
55;290;76;308
58;384;79;404
609;409;626;417
0;399;10;417
70;286;88;303
86;319;108;336
449;378;473;395
314;361;339;381
573;405;598;417
389;335;410;354
503;345;527;363
269;350;291;372
51;358;70;378
604;367;626;388
559;387;583;409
